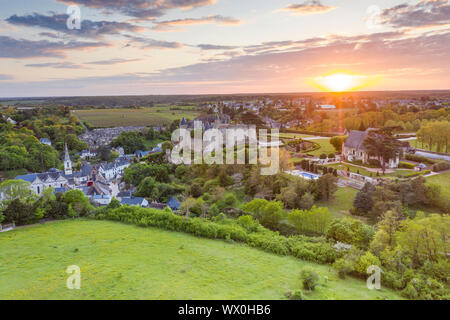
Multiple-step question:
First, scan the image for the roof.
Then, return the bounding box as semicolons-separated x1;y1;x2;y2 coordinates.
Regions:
344;130;369;150
39;138;51;144
180;117;187;126
16;171;68;184
167;196;181;210
121;197;146;206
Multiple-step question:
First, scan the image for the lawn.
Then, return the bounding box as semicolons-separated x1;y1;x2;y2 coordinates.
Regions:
426;172;450;199
408;138;449;153
0;220;402;300
73;107;201;128
317;187;359;219
307;139;336;157
324;163;415;178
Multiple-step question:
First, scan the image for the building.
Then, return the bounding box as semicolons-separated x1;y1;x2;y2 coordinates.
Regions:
15;169;71;196
342;129;400;168
80;150;97;159
39;138;52;146
121;197;149;207
317;104;336;110
64;144;73;176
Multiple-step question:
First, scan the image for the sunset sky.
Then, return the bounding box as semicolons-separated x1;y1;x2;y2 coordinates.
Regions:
0;0;449;97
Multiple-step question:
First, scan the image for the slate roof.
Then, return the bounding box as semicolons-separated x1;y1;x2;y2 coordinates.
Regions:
167;196;181;210
121;197;146;206
344;130;369;150
39;138;51;144
16;171;67;183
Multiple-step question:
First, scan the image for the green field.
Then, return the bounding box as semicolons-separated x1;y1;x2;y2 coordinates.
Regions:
426;172;450;199
408;138;449;153
73;107;201;128
324;163;415;178
317;187;359;219
0;220;402;300
307;139;336;157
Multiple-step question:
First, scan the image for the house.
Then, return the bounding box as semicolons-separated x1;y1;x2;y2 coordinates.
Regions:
80;149;97;159
167;196;181;211
91;195;112;206
135;150;151;159
342;129;400;169
116;191;132;201
16;169;70;196
121;197;149;207
39;138;52;146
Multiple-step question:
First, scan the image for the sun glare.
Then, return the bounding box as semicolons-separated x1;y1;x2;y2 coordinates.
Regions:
311;72;380;92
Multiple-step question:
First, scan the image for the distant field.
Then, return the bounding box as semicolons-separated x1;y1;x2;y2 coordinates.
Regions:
73;107;201;128
408;138;449;153
0;220;402;300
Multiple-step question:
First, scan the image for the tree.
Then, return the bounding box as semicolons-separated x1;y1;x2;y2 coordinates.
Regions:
288;206;332;235
3;198;36;225
62;189;91;217
181;197;196;219
260;201;285;230
363;129;402;174
300;268;319;291
317;174;338;201
0;180;37;205
111;131;146;154
352;182;375;215
107;198;121;210
190;183;203;198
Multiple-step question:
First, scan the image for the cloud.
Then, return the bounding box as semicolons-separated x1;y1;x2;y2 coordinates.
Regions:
380;0;450;28
281;1;336;15
85;58;142;65
152;15;241;31
123;35;183;49
0;74;13;81
56;0;216;20
197;44;240;50
0;36;108;58
6;13;144;39
25;62;84;69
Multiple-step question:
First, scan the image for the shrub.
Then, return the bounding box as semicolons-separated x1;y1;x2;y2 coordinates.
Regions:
300;268;320;291
398;161;415;169
289;290;306;300
405;154;436;165
368;159;381;167
333;258;354;279
328;153;335;159
404;170;430;178
320;153;327;160
431;161;450;172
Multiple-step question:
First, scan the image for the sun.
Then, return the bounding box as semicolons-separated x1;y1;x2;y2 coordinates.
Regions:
311;72;380;92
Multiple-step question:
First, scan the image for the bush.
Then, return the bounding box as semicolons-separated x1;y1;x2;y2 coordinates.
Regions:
404;170;430;178
431;161;450;172
398;161;415;169
320;153;327;160
367;159;381;167
289;289;306;300
328;153;335;159
333;258;354;279
405;154;436;165
300;268;320;291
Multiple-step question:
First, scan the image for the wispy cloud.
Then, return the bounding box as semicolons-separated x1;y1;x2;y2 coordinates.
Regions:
6;13;144;39
57;0;217;20
85;58;142;65
380;0;450;28
123;35;184;49
152;15;241;32
0;36;108;58
0;74;13;81
25;62;85;69
281;1;336;16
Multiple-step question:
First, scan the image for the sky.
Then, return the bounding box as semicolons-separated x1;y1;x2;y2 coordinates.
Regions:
0;0;449;97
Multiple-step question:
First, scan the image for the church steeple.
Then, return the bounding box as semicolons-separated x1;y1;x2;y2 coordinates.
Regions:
64;143;72;175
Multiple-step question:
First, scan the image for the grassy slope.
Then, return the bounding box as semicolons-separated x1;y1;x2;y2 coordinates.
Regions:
0;220;402;300
73;107;200;128
426;172;450;199
307;139;336;157
317;187;358;219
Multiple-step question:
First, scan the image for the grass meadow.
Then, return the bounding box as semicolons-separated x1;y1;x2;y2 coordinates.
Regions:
73;106;201;128
0;219;402;300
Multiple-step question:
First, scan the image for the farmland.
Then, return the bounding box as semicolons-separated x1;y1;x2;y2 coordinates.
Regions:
0;220;402;300
73;106;201;128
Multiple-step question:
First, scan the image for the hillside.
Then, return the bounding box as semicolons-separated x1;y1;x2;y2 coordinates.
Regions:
0;219;402;300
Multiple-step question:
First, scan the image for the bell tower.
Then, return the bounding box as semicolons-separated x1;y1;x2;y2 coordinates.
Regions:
64;143;73;175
